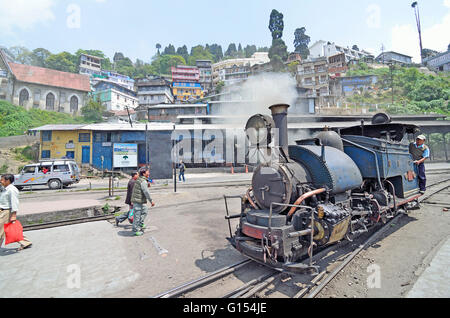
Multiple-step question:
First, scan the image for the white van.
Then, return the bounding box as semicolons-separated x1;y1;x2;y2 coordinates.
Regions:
14;160;81;190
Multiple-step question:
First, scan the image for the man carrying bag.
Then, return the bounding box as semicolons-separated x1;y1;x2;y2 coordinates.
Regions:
0;174;32;251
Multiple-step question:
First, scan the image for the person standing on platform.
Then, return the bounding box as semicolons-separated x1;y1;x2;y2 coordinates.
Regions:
178;160;186;182
0;174;32;251
115;172;138;227
130;168;155;236
409;135;430;194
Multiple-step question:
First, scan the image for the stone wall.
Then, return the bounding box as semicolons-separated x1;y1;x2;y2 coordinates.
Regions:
12;81;88;115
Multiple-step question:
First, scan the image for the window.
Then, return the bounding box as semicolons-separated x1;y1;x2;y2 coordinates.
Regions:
39;165;52;174
79;133;90;143
19;89;29;106
70;96;79;112
94;133;102;142
41;150;51;159
23;166;37;174
46;93;55;110
42;131;52;142
54;165;70;172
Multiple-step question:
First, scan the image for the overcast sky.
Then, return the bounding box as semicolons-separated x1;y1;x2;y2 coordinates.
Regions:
0;0;449;63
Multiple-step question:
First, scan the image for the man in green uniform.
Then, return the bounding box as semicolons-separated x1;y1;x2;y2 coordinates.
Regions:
130;168;155;236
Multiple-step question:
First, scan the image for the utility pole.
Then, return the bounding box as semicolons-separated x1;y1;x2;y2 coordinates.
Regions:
412;2;424;64
389;63;395;106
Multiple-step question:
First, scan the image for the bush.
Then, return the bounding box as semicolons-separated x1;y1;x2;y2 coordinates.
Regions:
0;100;89;137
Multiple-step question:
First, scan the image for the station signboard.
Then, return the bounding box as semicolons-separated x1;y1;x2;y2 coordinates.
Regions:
113;143;138;168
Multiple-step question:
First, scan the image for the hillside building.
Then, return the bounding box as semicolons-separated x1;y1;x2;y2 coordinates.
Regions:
0;49;91;114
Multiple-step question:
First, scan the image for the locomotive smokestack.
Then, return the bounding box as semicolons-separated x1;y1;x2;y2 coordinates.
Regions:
269;104;290;156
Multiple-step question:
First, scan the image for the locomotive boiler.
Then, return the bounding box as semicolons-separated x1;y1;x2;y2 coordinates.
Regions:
225;104;422;273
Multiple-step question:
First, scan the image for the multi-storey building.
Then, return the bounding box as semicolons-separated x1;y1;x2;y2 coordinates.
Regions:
212;52;270;85
297;57;330;99
136;76;174;107
171;65;200;83
92;80;138;112
424;49;450;72
218;64;251;85
172;82;203;102
79;53;103;76
309;40;372;63
99;71;135;91
375;51;413;65
0;49;91;114
329;75;378;97
196;60;213;94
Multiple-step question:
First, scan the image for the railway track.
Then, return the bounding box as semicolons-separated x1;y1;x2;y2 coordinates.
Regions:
153;177;450;299
23;213;116;231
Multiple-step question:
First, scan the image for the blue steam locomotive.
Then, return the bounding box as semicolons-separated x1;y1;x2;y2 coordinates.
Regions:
225;104;422;273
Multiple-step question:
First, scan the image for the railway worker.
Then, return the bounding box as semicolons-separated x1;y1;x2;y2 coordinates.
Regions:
0;174;33;251
130;167;155;236
115;172;138;227
409;135;430;194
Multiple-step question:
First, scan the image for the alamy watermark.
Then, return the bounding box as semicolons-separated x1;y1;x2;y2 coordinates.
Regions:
367;264;381;289
66;264;81;289
170;128;281;170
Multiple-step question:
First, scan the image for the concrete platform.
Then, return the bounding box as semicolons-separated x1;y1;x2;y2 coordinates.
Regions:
0;185;247;298
0;222;139;297
407;236;450;298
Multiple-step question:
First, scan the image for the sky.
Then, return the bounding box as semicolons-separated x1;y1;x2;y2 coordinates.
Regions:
0;0;449;63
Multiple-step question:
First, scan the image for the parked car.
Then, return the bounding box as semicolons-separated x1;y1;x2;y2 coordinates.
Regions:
14;160;81;190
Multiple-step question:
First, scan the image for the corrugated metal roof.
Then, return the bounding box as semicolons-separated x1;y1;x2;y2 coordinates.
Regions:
29;124;87;131
81;123;175;131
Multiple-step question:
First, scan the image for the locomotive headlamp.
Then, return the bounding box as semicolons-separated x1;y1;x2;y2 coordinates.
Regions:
245;114;275;147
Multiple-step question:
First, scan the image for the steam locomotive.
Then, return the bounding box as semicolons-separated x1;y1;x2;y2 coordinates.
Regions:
225;104;422;273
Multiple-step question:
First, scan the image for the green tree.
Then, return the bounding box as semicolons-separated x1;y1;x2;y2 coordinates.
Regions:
9;46;34;65
156;43;162;56
244;45;257;58
225;43;237;57
287;61;300;76
31;48;51;67
293;27;310;59
163;44;176;55
268;9;284;40
215;81;225;94
152;54;186;75
45;52;77;73
82;99;105;122
188;45;214;65
176;45;189;63
209;44;223;62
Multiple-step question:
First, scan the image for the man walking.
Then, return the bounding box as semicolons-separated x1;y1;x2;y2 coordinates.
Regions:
0;174;32;251
178;160;186;182
409;135;430;194
130;168;155;236
115;172;138;227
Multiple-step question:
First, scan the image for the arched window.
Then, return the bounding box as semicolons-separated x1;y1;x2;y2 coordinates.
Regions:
70;96;79;113
19;89;29;106
46;93;55;110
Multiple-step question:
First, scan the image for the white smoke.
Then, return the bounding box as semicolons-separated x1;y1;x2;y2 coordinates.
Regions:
214;72;299;125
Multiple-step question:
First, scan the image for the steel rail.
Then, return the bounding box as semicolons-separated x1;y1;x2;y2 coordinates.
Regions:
152;259;252;298
305;179;450;299
23;214;116;231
